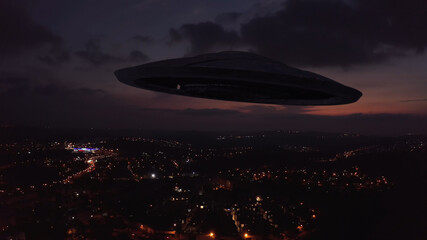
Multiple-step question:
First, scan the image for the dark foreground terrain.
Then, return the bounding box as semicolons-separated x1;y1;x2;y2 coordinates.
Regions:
0;127;425;239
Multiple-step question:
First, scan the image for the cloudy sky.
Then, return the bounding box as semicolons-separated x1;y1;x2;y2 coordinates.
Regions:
1;0;426;135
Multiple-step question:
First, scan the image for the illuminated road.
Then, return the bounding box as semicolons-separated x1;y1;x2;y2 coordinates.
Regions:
61;155;107;184
128;163;143;181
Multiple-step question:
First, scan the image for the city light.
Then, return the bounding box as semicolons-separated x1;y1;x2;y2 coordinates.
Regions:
72;147;99;153
0;132;405;239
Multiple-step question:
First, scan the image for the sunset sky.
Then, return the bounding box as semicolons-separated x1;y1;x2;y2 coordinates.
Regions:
1;0;426;135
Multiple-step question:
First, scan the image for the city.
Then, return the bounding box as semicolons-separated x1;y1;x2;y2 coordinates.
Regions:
1;129;424;239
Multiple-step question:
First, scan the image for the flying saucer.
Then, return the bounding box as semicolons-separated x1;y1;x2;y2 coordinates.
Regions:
114;51;362;105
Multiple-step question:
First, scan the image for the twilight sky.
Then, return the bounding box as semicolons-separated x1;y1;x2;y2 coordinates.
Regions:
1;0;426;135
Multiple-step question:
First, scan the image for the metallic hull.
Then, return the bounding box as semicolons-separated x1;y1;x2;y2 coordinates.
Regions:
115;51;362;105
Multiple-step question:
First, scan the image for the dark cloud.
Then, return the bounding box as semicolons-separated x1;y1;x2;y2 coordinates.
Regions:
132;35;154;44
1;77;425;135
38;51;70;65
169;22;240;55
400;98;427;102
0;77;30;86
238;105;279;113
214;12;242;25
0;1;63;55
179;108;240;116
128;50;149;63
5;72;415;135
137;108;240;117
171;0;427;66
240;0;427;66
1;0;425;134
32;84;105;97
75;39;149;66
239;105;310;115
75;39;122;66
71;88;106;96
0;80;119;128
168;29;183;44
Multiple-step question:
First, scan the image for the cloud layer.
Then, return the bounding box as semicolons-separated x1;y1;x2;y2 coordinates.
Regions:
0;1;63;55
1;76;426;135
170;0;427;66
0;0;425;135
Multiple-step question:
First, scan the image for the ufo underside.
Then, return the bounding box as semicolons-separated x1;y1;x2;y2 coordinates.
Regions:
114;51;362;105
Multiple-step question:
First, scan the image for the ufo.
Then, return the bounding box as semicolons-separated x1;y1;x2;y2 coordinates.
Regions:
114;51;362;105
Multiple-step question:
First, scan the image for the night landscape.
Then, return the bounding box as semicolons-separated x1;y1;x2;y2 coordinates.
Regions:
1;1;426;239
